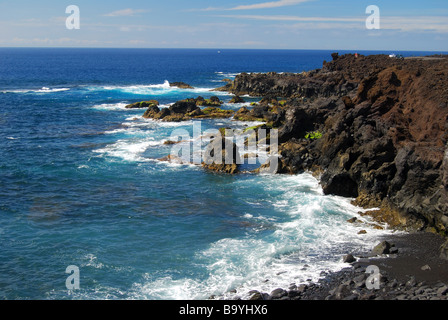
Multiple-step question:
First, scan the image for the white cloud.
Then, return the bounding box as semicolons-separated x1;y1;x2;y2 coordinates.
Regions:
192;0;311;12
228;0;311;10
104;9;147;17
217;15;363;22
216;14;448;33
382;16;448;33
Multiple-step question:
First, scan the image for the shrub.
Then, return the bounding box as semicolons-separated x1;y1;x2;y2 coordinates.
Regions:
305;131;322;140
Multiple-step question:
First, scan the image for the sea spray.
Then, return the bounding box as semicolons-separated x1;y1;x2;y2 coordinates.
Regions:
127;173;397;300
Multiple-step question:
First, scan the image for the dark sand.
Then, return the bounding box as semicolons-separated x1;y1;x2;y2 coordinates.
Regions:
254;231;448;300
296;231;448;300
365;231;448;285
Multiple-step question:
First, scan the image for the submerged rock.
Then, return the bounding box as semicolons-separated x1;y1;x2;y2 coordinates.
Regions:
157;154;185;164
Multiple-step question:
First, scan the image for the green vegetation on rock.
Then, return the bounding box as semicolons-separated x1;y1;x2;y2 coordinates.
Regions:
305;131;323;140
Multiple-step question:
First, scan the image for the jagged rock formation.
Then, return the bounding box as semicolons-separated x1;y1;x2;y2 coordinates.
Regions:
219;54;448;234
202;137;241;174
169;81;194;89
141;96;232;121
229;95;245;103
125;100;159;109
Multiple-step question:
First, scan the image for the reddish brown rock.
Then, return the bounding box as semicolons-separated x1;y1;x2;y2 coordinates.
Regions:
219;54;448;233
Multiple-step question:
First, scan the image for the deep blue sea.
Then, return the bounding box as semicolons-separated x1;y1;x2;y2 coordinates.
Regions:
0;48;436;300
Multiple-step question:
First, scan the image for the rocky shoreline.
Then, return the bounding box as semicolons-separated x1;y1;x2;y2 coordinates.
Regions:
138;54;448;239
217;53;448;234
233;231;448;301
129;53;448;300
225;54;448;301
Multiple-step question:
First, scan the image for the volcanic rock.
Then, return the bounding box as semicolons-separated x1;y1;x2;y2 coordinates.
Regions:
125;100;159;109
169;82;194;89
229;95;245;103
202;137;241;174
216;53;448;233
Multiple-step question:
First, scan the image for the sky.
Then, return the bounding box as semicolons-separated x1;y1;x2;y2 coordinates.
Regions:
0;0;447;51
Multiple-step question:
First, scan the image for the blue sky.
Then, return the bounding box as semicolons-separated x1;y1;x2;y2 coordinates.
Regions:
0;0;447;51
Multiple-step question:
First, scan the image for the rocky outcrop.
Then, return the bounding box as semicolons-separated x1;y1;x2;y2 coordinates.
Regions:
142;104;162;118
141;97;232;121
229;95;245;103
311;56;448;232
125;100;159;109
218;54;448;234
169;82;194;89
215;54;424;100
169;100;199;114
137;54;448;234
178;96;223;107
202;137;241;174
214;67;356;100
233;102;284;126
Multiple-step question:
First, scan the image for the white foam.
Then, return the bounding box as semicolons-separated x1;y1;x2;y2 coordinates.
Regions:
221;102;252;110
86;81;216;96
102;80;171;91
81;254;104;269
102;117;195;139
103;127;138;135
215;72;240;78
91;102;129;111
131;276;208;300
129;173;400;300
229;119;266;127
125;116;142;121
137;118;196;128
190;87;219;93
1;87;70;94
93;138;163;162
36;87;70;93
86;81;171;96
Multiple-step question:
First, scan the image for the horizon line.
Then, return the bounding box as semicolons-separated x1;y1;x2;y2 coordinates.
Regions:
0;46;447;53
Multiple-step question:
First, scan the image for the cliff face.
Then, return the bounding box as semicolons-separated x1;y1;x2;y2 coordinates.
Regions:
223;54;448;233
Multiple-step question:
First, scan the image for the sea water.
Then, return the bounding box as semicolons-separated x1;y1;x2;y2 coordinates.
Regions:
0;48;432;300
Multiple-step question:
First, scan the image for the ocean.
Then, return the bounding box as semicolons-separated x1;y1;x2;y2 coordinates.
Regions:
0;48;431;300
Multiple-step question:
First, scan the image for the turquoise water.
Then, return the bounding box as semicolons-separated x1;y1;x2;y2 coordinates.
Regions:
0;48;428;299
